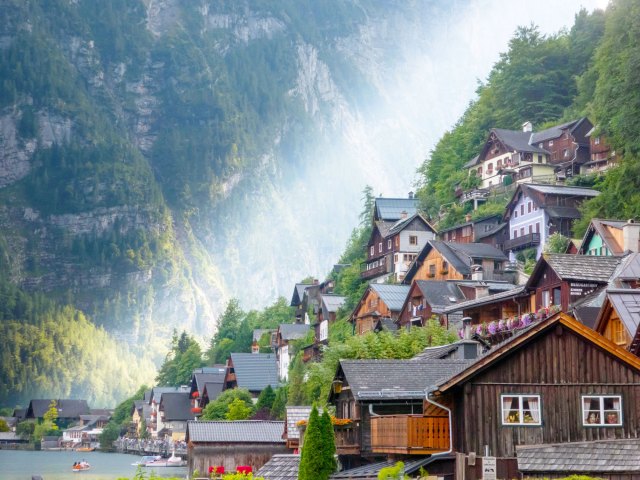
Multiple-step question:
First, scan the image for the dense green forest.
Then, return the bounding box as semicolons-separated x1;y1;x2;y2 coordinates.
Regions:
415;2;640;234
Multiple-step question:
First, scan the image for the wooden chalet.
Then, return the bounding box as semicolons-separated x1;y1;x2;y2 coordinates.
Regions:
328;358;472;467
25;399;90;428
582;127;618;174
594;289;640;351
503;183;599;260
158;392;194;441
189;366;226;415
362;195;436;283
397;280;466;329
403;240;510;284
525;253;624;313
350;284;409;335
425;312;640;479
302;294;345;363
438;214;509;251
441;286;532;326
186;420;289;475
290;282;313;323
579;218;640;256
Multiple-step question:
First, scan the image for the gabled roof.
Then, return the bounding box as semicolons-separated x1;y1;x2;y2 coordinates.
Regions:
369;284;411;312
290;283;312;306
27;399;90;419
517;438;640;473
253;328;274;342
150;386;182;405
230;353;279;392
322;294;346;314
160;392;193;422
413;280;466;313
613;252;640;282
374;197;419;222
386;213;435;237
411;340;483;361
186;420;285;443
526;254;624;286
491;128;548;154
335;359;471;401
463;155;480;169
504;183;599;221
278;323;310;341
594;288;640;341
579;218;627;255
529;117;590;145
193;370;226;394
256;454;301;480
433;312;640;394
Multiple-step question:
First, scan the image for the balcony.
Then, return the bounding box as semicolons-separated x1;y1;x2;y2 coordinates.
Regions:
360;257;390;280
334;423;360;455
370;415;450;455
504;233;540;251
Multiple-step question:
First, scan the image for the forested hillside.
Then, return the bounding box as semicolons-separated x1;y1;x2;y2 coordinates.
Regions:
416;1;640;233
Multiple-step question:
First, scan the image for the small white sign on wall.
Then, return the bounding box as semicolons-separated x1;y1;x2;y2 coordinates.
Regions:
482;456;497;480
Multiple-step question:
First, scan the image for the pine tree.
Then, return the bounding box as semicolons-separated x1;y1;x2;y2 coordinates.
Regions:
298;406;336;480
319;409;337;476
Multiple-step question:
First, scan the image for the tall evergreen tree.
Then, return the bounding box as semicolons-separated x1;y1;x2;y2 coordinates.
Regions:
298;405;324;480
319;409;337;476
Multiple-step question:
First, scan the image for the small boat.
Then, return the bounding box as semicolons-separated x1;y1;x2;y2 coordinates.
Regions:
143;451;186;467
132;455;162;466
72;462;91;472
76;446;95;452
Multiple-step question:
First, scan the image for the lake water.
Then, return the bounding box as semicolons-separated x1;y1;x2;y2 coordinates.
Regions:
0;450;188;480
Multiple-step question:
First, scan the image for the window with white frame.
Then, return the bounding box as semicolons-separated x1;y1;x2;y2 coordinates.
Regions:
582;395;622;426
501;395;541;425
409;235;418;245
370;246;374;256
387;239;392;249
378;242;382;253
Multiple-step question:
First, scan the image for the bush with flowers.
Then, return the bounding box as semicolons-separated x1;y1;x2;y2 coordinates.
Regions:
458;305;561;340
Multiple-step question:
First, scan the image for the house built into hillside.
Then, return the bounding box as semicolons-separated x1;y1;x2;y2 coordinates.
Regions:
579;218;640;256
350;284;410;335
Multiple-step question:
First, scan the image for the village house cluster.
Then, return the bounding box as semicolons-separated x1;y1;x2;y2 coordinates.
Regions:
2;118;635;479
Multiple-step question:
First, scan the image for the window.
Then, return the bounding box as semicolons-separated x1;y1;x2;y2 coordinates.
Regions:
605;318;629;346
409;235;418;246
594;136;601;145
514;210;518;218
520;205;524;216
387;239;392;249
528;202;532;213
542;290;550;307
529;225;533;234
501;395;541;425
442;261;449;273
428;264;436;277
563;148;569;158
552;287;561;306
370;246;374;256
513;230;518;239
536;223;540;233
378;242;382;253
520;227;525;236
549;140;554;146
394;254;398;264
582;395;622;426
537;154;542;164
395;237;400;247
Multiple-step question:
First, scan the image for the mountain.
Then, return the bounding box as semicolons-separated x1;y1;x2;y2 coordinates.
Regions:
0;0;608;405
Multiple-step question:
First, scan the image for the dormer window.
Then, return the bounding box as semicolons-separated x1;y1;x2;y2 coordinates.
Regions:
549;140;554;146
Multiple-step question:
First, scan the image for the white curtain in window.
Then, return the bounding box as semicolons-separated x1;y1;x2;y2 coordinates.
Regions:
527;397;540;423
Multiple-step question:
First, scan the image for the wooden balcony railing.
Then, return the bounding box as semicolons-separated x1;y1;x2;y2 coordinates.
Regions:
504;232;540;251
370;415;449;455
334;423;360;455
360;258;390;280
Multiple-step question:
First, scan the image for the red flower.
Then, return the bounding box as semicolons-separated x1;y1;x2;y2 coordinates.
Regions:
236;466;252;474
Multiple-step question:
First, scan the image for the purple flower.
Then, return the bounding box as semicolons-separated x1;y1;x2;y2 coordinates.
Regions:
458;328;464;339
487;321;497;335
498;319;506;331
476;324;484;336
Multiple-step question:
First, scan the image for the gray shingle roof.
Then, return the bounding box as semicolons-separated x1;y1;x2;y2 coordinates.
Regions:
194;371;225;394
291;283;312;306
322;294;346;313
187;420;285;443
385;213;433;237
369;284;411;312
606;289;640;338
230;353;279;392
285;406;314;440
279;323;310;341
517;438;640;472
440;286;527;314
375;198;419;221
339;359;472;400
492;128;548;154
541;254;624;283
151;387;182;405
616;253;640;281
256;454;301;480
544;206;582;219
427;241;507;277
253;328;274;342
28;399;90;419
414;280;466;312
160;392;193;421
529;118;583;144
525;184;600;197
463;155;480;168
203;382;223;401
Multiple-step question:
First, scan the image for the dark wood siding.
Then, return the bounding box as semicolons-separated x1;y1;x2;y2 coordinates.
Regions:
450;328;640;458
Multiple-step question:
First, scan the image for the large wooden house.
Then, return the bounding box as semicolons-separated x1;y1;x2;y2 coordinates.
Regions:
438;214;509;251
224;353;279;397
525;253;624;314
396;280;466;329
403;240;510;284
350;284;410;335
503;183;599;260
362;196;436;283
582;128;618;174
329;312;640;479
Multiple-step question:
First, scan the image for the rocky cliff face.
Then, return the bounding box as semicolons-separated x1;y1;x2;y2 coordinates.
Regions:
0;0;470;347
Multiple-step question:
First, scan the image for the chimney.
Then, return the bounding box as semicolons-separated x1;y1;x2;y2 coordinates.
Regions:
522;121;533;133
475;282;489;299
623;219;640;253
400;210;408;219
471;264;483;281
408;191;414;199
462;317;473;340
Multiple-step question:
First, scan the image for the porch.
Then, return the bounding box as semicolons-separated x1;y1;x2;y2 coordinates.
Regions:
370;415;450;455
